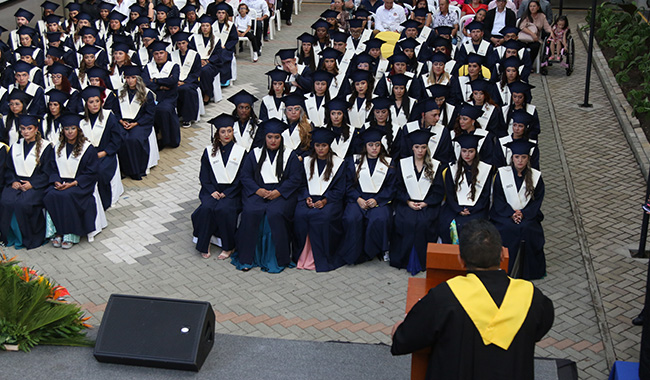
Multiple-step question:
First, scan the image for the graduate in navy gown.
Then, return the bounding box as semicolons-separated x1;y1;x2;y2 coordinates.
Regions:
0;115;54;249
116;65;155;180
43;114;100;249
43;89;68;142
259;68;289;122
191;15;222;104
232;118;302;272
2;90;31;147
490;139;546;279
503;81;540;140
191;114;245;259
5;61;47;117
170;32;201;128
494;109;540;170
390;129;445;275
79;86;124;209
340;127;397;264
439;134;493;244
325;98;355;159
450;103;496;165
141;40;181;149
293;128;347;272
468;79;507;138
212;2;238;86
229;89;264;152
396;98;453;163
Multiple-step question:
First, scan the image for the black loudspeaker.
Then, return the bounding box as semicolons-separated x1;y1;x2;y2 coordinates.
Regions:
94;294;215;372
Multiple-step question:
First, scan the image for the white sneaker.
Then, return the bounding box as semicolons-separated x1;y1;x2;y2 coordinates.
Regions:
383;252;390;262
253;52;258;62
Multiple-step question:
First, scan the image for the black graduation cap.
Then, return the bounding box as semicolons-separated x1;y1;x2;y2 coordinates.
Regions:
66;3;81;12
435;26;453;36
154;4;171;13
311;19;330;30
359;127;385;143
130;4;145;14
413;8;428;18
9;89;32;103
507;80;534;94
311;127;338;145
14;8;35;21
398;37;420;51
502;56;522;69
453;133;484;149
79;26;99;37
389;51;409;64
372;97;392;110
45;14;62;24
228;89;258;106
77;13;93;21
276;48;296;60
78;44;101;55
348;19;364;29
41;1;60;10
320;9;339;18
502;40;523;53
208;113;236;130
401;19;421;30
458;103;484;120
48;62;71;76
354;52;373;65
122;65;141;77
499;26;520;36
180;4;197;14
172;31;191;44
198;14;214;24
142;28;158;39
408;129;434;145
109;10;127;22
80;86;103;101
504;139;535;155
18;114;40;127
430;51;449;63
364;38;383;50
427;84;450;99
330;30;348;43
0;26;6;35
113;34;136;49
431;36;451;49
98;1;115;11
167;17;182;27
46;45;65;58
297;32;316;44
213;2;231;12
388;73;410;87
467;53;484;65
354;8;370;18
283;93;305;108
349;69;370;83
46;89;69;105
86;66;109;80
510;109;533;126
466;20;484;31
469;79;489;93
311;70;333;84
319;47;341;60
17;25;37;37
135;16;151;26
112;42;131;53
266;68;290;84
326;98;347;111
149;41;169;52
260;117;288;135
15;46;37;57
13;61;33;73
419;98;439;113
59;113;82;127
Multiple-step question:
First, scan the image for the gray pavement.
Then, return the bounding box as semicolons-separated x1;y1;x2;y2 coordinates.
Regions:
0;5;647;380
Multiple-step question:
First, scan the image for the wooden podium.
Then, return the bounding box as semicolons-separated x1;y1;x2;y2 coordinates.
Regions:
405;243;509;380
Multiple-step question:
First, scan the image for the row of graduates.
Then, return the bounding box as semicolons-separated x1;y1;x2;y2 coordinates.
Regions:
191;96;546;279
0;113;107;250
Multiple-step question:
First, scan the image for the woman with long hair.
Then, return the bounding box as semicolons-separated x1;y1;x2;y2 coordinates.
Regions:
2;90;30;146
228;89;263;151
388;73;416;131
297;32;318;72
438;133;492;243
259;68;289;121
423;84;456;129
191;14;221;104
80;86;124;210
191;114;245;259
213;2;238;86
495;109;540;169
358;97;396;156
86;67;119;114
340;127;396;264
46;62;83;114
282;93;312;156
232;118;302;272
312;19;331;56
116;66;156;180
518;0;553;62
503;80;540;139
497;54;523;106
303;70;332;127
420;52;453;99
346;69;373;130
490;139;545;279
451;103;495;165
468;79;506;137
293;128;347;272
319;47;347;99
44;114;103;249
390;129;445;274
108;44;134;90
325;98;354;159
397;98;453;163
0;114;54;249
43;89;68;142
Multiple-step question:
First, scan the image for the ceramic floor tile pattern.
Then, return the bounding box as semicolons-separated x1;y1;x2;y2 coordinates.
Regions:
4;7;646;380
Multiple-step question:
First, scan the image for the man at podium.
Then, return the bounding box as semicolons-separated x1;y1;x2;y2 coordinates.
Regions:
390;220;554;379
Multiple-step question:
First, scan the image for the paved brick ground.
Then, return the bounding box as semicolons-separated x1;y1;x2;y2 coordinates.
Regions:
3;7;647;380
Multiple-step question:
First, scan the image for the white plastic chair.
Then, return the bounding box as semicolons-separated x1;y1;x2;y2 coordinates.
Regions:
449;4;461;23
427;0;439;13
294;0;302;15
458;14;474;45
268;9;277;39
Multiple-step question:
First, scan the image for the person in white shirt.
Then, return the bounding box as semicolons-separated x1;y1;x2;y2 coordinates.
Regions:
234;3;260;61
374;0;407;33
241;0;269;44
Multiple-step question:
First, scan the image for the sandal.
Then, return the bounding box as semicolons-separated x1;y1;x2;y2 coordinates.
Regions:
51;236;62;248
61;241;74;249
201;252;211;259
217;250;233;260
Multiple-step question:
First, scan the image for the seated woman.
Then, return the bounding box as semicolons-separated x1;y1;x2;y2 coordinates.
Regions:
191;113;245;259
44;114;104;249
259;68;288;122
282;93;312;156
43;89;68;142
468;79;507;137
80;86;124;209
2;90;31;147
388;73;417;130
325;98;354;159
356;97;397;156
390;129;445;275
346;69;373;130
0;115;54;249
116;65;156;180
450;103;496;165
232;118;302;272
191;14;222;104
495;108;540;169
47;62;84;114
228;89;263;151
303;70;333;127
490;139;545;279
503;80;540;139
293;128;347;272
340;127;396;264
86;67;120;115
439;134;493;244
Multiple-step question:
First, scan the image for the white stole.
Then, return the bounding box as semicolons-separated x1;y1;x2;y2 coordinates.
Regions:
233;120;256;151
347;96;371;129
206;144;245;184
304;95;325;127
12;139;52;177
498;166;541;210
400;157;439;201
213;22;232;48
253;147;290;184
304;155;343;196
146;60;175;79
448;161;491;207
476;103;495;130
118;88;149;120
356;155;391;194
452;128;489;160
80;109;112;147
463;39;490;56
193;34;215;59
55;140;91;178
262;95;285;121
498;136;537;166
282;125;302;151
170;49;198;81
330;132;352;159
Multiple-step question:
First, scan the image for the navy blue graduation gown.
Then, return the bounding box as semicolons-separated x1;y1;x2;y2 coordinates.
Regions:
43;143;99;236
1;141;54;249
493;136;540;170
389;158;445;271
142;61;181;148
0;83;47;116
214;22;238;82
504;105;541;140
340;156;396;264
83;110;124;209
395;122;454;164
293;156;347;272
438;161;493;244
452;129;497;166
190;35;221;99
116;90;155;179
474;103;507;138
175;51;202;123
236;148;302;266
490;167;546;279
191;145;244;253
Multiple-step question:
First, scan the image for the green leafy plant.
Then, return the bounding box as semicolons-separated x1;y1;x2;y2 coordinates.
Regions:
0;253;93;352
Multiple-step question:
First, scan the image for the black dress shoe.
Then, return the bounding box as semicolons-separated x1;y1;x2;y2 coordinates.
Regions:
633;314;645;326
286;19;292;25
